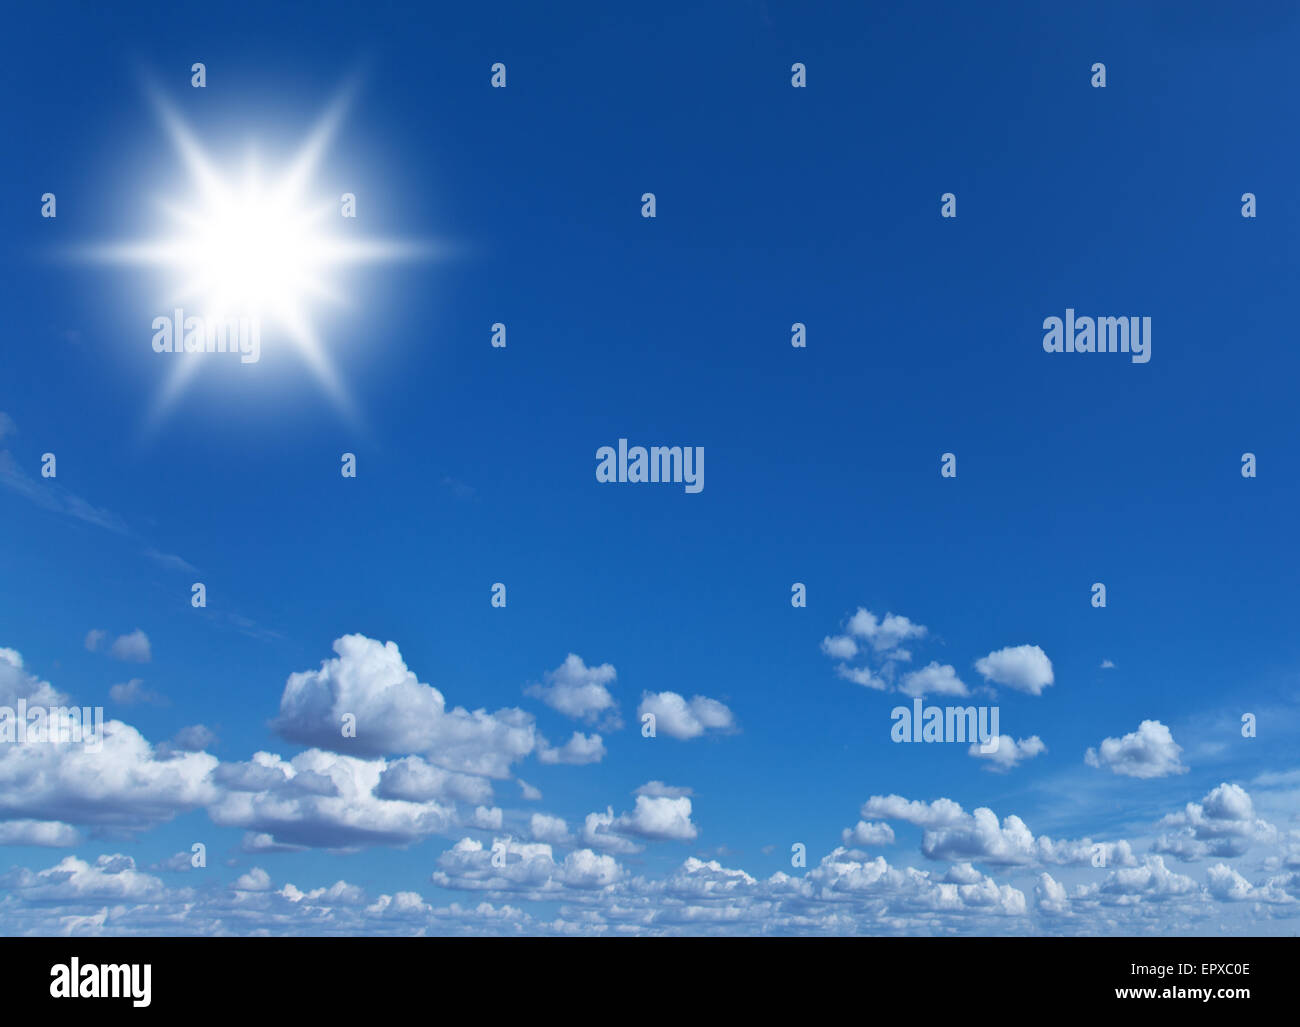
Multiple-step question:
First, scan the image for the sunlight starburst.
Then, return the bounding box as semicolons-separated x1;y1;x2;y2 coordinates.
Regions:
82;84;430;423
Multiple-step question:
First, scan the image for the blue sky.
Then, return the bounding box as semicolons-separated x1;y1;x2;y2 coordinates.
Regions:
1;0;1299;934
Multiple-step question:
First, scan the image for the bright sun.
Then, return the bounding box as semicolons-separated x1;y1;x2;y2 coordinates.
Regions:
83;85;429;422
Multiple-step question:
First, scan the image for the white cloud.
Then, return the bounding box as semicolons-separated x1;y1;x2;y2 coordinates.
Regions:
374;756;495;804
899;662;968;698
525;654;620;727
581;793;700;852
209;749;456;850
636;781;693;798
860;793;1136;869
1085;720;1187;779
538;731;605;765
529;813;572;844
969;734;1046;771
1152;783;1277;861
109;630;152;663
517;779;542;801
637;691;735;740
845;609;927;653
974;645;1054;695
109;678;166;706
0;714;218;833
0;819;81;847
0;647;66;706
272;634;538;777
841;821;896;847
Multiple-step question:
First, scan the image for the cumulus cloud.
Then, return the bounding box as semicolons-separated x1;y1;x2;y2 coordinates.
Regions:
1085;720;1187;779
974;645;1054;695
209;749;458;850
898;662;968;698
168;725;217;752
272;634;538;777
525;654;620;727
860;794;1137;869
841;821;896;847
0;647;66;706
637;691;735;740
517;779;542;801
109;630;152;663
0;714;218;833
636;781;693;798
0;819;81;847
529;813;572;845
581;792;700;853
432;837;624;894
845;609;927;654
969;734;1046;771
823;608;927;676
1152;783;1278;861
109;678;167;706
374;756;495;805
537;731;605;765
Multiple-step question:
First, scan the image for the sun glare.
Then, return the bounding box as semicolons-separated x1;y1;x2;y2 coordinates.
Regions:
80;84;430;424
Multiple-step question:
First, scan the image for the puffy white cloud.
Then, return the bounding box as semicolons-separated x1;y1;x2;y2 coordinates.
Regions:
1085;720;1187;779
0;819;80;846
1035;873;1071;916
835;665;889;690
529;813;572;844
1090;855;1199;902
469;806;504;830
845;609;927;653
517;779;542;801
841;821;896;847
860;795;966;828
969;734;1046;771
209;749;455;849
821;635;858;660
580;793;700;852
109;630;152;663
635;781;693;798
525;654;619;726
0;714;218;833
808;848;1027;917
1152;783;1277;861
899;662;968;698
1204;864;1295;904
537;731;605;765
432;837;624;894
637;691;735;740
169;725;217;752
860;794;1136;869
617;795;698;841
3;854;169;903
109;678;166;706
272;634;538;777
0;647;65;706
974;645;1054;695
374;756;495;804
823;609;927;681
234;867;273;892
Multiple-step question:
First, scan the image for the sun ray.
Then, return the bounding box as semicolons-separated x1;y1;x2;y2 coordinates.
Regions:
73;82;432;425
